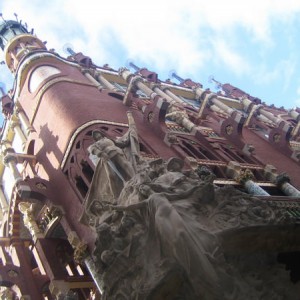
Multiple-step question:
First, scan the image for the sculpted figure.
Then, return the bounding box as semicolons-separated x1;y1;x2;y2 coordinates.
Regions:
87;154;300;299
112;181;221;299
88;130;134;182
81;130;136;224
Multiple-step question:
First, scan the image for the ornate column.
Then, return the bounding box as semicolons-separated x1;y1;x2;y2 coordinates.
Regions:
0;186;8;212
276;173;300;197
210;96;235;116
96;73;117;91
10;118;27;147
194;88;210;119
237;169;270;196
151;85;174;102
16;109;35;136
227;161;270;196
119;68;196;131
255;112;275;126
264;165;300;197
289;109;300;137
1;143;22;183
152;84;185;104
289;109;300;121
82;70;103;90
259;108;282;125
119;68;157;99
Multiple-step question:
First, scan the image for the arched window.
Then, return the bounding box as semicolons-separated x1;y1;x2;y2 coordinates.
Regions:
63;123;157;201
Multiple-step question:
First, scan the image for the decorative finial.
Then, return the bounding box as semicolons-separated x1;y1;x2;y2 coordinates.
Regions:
14;13;18;22
208;75;222;90
126;59;140;71
63;43;76;55
169;69;184;83
0;13;6;23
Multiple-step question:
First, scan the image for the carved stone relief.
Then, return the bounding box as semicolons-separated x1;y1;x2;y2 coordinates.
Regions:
80;119;300;299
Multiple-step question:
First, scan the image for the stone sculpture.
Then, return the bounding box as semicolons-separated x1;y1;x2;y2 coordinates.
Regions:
81;118;300;299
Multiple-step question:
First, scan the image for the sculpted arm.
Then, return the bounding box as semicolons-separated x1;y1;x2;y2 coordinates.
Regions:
111;201;147;212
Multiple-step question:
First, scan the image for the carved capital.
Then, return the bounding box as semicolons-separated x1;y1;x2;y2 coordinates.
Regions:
236;169;254;184
118;67;132;82
18;202;43;239
130;75;144;87
150;83;161;90
3;153;18;165
0;143;14;156
68;232;88;264
275;173;291;187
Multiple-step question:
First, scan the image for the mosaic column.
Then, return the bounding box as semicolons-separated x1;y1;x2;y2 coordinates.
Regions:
237;169;270;196
276;173;300;197
264;165;300;197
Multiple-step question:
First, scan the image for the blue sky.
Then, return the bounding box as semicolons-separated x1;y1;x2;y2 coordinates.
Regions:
1;0;300;120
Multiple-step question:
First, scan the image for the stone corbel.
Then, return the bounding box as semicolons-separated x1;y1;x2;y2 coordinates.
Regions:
220;111;246;149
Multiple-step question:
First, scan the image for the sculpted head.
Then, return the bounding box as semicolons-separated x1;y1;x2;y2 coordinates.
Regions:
166;157;184;172
92;130;104;141
139;184;152;197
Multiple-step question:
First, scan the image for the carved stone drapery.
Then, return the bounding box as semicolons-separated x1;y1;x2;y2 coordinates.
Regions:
81;150;300;299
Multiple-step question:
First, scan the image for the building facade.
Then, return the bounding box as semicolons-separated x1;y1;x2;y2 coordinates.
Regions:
0;19;300;299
